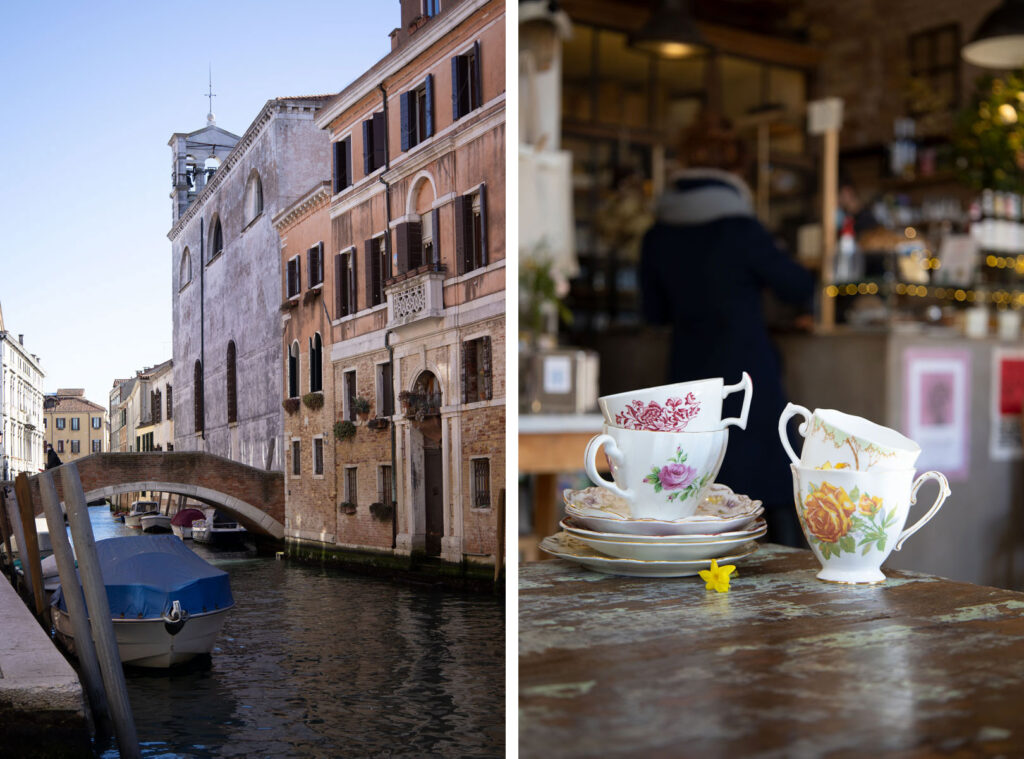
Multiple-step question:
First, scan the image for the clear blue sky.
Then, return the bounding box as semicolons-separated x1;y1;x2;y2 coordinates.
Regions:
0;2;396;408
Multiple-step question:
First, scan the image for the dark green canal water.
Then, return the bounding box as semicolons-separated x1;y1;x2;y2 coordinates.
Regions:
87;508;505;758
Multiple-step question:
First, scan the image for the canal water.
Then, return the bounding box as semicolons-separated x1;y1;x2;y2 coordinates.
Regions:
84;507;505;758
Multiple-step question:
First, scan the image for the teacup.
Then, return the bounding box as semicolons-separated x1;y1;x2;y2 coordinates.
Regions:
584;425;728;521
791;464;950;584
778;404;921;471
598;372;753;432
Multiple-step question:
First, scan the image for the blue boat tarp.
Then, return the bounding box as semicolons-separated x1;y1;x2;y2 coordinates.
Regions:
52;535;233;619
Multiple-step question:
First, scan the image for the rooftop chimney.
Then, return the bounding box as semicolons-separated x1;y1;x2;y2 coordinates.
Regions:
18;334;23;345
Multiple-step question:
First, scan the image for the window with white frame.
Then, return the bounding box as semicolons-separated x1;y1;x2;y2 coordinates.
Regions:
56;417;65;430
309;334;323;394
312;436;324;477
91;439;101;453
245;172;263;224
335;248;357;317
291;439;301;477
376;362;394;417
343;370;357;422
92;416;101;429
345;466;358;505
286;255;301;298
307;242;324;288
379;464;393;505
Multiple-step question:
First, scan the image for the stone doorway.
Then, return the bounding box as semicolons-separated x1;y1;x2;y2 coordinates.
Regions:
407;371;444;557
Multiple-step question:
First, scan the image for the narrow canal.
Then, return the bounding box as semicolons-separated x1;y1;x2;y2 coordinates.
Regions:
86;507;505;758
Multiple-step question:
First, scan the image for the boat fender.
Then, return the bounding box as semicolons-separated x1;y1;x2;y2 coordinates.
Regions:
162;599;190;636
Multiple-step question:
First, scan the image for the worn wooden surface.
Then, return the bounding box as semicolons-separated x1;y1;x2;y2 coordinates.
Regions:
520;544;1024;758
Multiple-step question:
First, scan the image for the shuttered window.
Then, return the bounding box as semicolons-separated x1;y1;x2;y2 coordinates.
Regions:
292;440;301;476
308;242;324;287
313;437;324;476
210;217;224;260
332;137;352;193
377;362;394;417
286;255;301;298
288;341;300;398
454;185;488;274
395;221;423;274
380;465;394;506
345;466;358;504
461;336;493;403
166;385;173;420
451;41;482;121
309;333;323;394
362;111;387;174
194;360;204;433
365;236;389;306
226;341;238;424
335;249;357;317
344;370;357;422
152;390;162;423
400;75;434;152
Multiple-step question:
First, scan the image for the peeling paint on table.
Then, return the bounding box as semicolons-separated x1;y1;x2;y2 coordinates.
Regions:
519;544;1024;758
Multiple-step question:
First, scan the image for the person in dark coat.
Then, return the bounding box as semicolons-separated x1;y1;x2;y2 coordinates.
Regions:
46;443;62;470
640;124;814;546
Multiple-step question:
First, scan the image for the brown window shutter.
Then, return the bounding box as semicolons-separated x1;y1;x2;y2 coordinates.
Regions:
454;195;468;275
461;340;470;404
334;253;344;316
400;91;411;152
167;386;173;420
349;251;358;313
425;74;434;138
306;248;313;287
481;336;492;400
473;40;483;110
344;137;352;187
408;221;422;270
362;119;373;175
333;141;343;192
479;183;488;266
365;238;379;307
318;242;325;284
451;55;462;121
372;111;386;170
395;222;411;275
431;208;441;266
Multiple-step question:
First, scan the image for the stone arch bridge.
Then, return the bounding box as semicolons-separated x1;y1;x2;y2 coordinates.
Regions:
27;452;285;539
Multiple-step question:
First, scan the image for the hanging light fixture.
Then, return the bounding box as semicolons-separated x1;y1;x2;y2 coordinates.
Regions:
629;0;707;59
962;0;1024;68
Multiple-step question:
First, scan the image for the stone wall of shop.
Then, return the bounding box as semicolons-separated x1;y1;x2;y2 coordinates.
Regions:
802;0;1002;149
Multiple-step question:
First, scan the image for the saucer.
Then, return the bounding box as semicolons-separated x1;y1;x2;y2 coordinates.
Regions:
560;516;767;544
560;518;766;561
563;484;764;536
539;532;759;577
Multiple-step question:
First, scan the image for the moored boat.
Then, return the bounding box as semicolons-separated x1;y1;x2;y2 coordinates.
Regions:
170;508;205;540
51;535;234;668
124;500;159;529
141;513;172;533
192;510;247;547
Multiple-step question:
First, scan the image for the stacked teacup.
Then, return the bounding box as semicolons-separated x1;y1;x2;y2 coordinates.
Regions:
540;374;767;576
779;404;952;584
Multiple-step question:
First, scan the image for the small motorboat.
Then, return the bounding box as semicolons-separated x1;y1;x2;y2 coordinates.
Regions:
141;513;172;534
124;500;159;529
192;510;247;547
51;535;234;668
170;508;205;540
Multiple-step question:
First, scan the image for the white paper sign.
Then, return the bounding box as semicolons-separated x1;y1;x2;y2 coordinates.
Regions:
903;349;970;480
542;355;572;395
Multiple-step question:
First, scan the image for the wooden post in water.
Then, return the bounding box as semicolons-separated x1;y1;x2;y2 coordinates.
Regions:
4;487;28;591
14;472;46;616
61;463;141;759
0;485;13;572
38;470;111;731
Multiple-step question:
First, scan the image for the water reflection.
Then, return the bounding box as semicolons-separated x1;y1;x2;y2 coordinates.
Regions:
88;508;504;758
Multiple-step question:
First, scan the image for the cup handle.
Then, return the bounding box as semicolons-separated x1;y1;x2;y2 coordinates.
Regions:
584;434;632;501
894;471;950;551
721;372;753;430
778;402;812;466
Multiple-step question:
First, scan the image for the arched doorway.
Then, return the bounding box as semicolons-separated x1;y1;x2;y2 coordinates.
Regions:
408;371;444;557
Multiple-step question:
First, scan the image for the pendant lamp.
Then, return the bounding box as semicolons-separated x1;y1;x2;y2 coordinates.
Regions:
962;0;1024;68
629;0;707;59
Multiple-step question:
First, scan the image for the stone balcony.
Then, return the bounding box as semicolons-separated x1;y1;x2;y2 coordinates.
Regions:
385;264;446;330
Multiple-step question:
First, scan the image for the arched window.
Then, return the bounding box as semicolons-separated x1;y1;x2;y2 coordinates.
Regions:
309;333;323;393
226;341;238;424
193;360;204;433
180;247;192;288
210;216;224;261
245;172;263;224
288;341;300;398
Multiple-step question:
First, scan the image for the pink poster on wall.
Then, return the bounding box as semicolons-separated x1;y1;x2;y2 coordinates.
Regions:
903;348;970;481
991;348;1024;460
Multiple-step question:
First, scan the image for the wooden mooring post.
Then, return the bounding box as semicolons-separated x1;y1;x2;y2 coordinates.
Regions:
38;469;112;734
0;483;14;573
14;472;46;616
60;463;141;759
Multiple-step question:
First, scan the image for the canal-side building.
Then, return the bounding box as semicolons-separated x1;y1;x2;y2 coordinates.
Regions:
133;359;174;452
43;389;107;463
283;0;505;566
169;99;331;472
109;376;136;453
0;305;46;480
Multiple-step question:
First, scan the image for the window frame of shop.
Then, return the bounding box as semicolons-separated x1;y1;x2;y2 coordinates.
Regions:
471;457;491;509
461;335;493;404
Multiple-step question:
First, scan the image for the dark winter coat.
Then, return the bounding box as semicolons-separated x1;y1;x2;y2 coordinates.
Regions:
640;170;814;527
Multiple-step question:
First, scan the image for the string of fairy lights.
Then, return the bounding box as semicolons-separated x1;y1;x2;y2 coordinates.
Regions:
824;250;1024;307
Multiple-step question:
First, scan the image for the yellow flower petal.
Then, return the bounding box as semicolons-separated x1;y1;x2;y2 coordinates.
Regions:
700;560;736;592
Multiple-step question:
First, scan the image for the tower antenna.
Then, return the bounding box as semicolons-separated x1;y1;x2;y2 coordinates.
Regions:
205;65;217;125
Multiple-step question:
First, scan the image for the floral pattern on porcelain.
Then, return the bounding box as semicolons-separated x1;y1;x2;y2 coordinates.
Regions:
614;394;701;431
799;480;899;560
808;417;899;470
564;484;762;522
642;446;713;502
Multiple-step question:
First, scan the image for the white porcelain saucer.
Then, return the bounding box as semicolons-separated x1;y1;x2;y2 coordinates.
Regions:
563;484;763;536
559;517;766;562
538;532;759;577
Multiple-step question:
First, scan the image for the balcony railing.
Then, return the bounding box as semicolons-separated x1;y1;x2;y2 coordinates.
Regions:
385;265;445;329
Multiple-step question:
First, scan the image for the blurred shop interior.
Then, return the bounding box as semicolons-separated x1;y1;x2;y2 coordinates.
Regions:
518;0;1024;587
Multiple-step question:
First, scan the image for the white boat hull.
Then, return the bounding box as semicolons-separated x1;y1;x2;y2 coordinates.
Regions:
171;524;193;540
53;605;233;668
124;514;144;529
141;514;172;533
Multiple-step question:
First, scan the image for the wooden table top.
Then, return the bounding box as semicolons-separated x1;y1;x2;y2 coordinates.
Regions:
520;544;1024;758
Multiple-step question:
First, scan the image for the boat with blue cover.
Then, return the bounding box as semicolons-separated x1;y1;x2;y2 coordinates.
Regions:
51;535;234;668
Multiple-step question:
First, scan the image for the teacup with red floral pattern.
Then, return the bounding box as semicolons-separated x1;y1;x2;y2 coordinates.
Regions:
599;373;753;433
791;464;950;584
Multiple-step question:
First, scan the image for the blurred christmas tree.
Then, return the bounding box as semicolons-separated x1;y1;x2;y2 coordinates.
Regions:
954;71;1024;193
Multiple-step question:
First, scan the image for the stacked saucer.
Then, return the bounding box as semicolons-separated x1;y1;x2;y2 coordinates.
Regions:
539;484;765;577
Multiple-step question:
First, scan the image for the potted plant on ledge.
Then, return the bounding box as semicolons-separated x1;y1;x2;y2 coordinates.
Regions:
353;396;371;421
369;501;395;523
339;501;357;515
334;420;356;442
302;391;324;410
282;397;301;414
